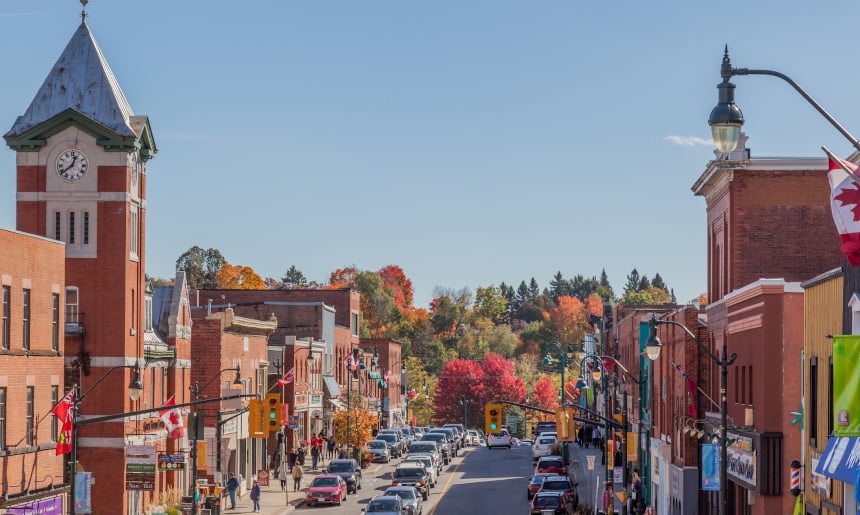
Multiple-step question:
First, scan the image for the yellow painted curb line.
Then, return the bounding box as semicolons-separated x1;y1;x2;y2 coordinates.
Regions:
427;447;477;515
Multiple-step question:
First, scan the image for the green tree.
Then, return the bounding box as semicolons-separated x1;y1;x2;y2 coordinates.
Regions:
176;246;226;289
623;268;641;296
549;272;570;301
652;273;667;292
638;275;651;291
355;271;396;337
599;269;615;301
620;286;672;306
281;265;309;289
474;286;508;323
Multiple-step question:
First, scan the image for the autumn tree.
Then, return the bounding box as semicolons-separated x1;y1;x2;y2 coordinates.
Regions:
356;271;396;337
327;267;359;289
532;375;559;412
619;286;672;306
543;295;589;344
474;286;508;324
215;263;266;289
378;265;413;310
431;359;485;427
479;352;527;408
331;395;376;453
176;246;226;289
405;357;436;426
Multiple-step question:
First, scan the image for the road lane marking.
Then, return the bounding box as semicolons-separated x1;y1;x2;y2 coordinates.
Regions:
427;447;477;515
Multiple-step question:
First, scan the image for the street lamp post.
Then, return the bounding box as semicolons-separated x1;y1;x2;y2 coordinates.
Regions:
188;367;243;500
646;316;736;515
542;341;568;462
68;365;143;515
709;47;860;155
458;395;468;427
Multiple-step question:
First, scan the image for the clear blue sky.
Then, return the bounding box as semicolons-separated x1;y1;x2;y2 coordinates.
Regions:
2;1;857;309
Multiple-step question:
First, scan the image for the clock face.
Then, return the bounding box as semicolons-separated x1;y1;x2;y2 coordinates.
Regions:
56;149;89;182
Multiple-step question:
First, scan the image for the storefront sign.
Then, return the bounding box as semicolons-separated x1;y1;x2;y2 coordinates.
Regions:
833;335;860;436
6;495;64;514
288;415;299;429
295;395;308;408
726;435;756;487
810;453;831;497
701;444;720;491
310;394;322;404
158;453;186;471
126;445;156;491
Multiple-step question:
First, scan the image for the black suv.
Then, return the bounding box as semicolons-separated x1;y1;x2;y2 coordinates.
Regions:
392;463;430;500
325;459;363;494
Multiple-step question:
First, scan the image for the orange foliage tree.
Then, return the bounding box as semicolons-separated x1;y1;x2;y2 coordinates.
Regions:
377;265;414;310
543;295;589;344
331;395;376;451
327;267;359;289
216;264;265;289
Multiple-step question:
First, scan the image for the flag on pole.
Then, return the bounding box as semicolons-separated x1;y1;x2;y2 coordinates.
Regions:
51;390;75;422
383;369;390;382
158;395;185;440
51;390;75;455
342;353;355;368
56;416;73;455
278;367;295;387
824;148;860;265
671;361;699;417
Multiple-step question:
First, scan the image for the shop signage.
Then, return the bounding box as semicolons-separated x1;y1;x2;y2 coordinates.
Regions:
726;435;756;487
810;453;831;497
126;445;156;491
158;453;186;471
296;395;308;408
222;418;237;435
288;415;299;429
310;394;322;404
6;494;64;514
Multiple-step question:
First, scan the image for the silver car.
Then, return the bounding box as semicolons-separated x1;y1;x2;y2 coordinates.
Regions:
362;495;410;515
384;486;424;515
367;440;392;463
402;455;438;487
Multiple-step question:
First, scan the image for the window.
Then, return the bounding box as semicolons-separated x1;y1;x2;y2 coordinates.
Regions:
0;388;5;448
26;386;34;446
1;286;9;350
351;313;359;337
65;287;79;324
131;290;135;330
130;207;139;259
150;369;155;408
51;386;58;443
83;211;90;245
69;212;75;244
145;296;153;331
54;212;61;240
52;294;60;351
22;289;30;350
810;356;818;446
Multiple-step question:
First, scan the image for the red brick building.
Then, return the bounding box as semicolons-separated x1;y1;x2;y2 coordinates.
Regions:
361;338;404;428
689;139;842;514
189;307;275;493
0;228;68;510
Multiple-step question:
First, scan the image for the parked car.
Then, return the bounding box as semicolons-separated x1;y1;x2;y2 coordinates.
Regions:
534;421;557;436
530;491;573;515
427;428;459;455
377;433;404;457
384;486;424;514
419;433;451;464
537;475;579;508
486;431;512;449
378;430;408;455
366;440;392;463
443;424;466;445
527;473;554;500
395;426;415;447
324;458;362;494
362;495;410;515
402;455;438;487
534;456;567;476
532;434;560;459
305;475;348;506
392;463;431;500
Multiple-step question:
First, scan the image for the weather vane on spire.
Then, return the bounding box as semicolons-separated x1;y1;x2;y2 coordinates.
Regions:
81;0;89;22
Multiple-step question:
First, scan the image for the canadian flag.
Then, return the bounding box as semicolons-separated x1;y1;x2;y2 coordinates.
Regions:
342;354;355;368
828;154;860;265
158;395;185;440
383;369;390;382
278;367;295;387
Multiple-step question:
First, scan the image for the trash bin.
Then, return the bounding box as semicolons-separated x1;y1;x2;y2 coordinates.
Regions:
204;495;221;515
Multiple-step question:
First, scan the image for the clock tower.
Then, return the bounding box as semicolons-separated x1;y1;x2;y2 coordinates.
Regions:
4;17;156;512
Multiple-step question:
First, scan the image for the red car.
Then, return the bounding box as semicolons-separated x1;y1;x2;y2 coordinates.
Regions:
534;456;567;476
305;475;348;506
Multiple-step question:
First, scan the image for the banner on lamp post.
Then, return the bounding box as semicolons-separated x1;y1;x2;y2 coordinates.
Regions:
701;443;720;491
833;335;860;436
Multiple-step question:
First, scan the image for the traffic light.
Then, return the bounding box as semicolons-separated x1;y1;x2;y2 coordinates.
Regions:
265;393;281;432
485;403;502;434
248;399;267;438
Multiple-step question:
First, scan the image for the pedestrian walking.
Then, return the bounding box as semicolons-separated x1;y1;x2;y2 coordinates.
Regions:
226;472;240;510
297;446;306;466
277;462;288;491
292;463;304;492
288;448;298;472
311;443;320;471
327;437;336;460
592;426;602;451
250;480;261;512
583;426;592;448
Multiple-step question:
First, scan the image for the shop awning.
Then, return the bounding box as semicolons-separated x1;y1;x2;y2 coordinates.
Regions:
323;375;342;397
329;398;347;411
367;370;381;379
815;437;860;482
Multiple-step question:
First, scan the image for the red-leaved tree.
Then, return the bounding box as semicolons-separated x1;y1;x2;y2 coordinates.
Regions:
532;375;559;412
480;352;527;407
377;265;414;310
431;359;485;427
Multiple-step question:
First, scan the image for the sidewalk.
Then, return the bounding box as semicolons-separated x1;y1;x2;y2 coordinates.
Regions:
223;458;385;515
565;441;610;512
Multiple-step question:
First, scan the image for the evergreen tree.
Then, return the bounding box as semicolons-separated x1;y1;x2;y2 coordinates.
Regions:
549;272;570;301
598;268;615;301
652;273;667;292
624;269;641;295
570;274;601;301
638;275;651;291
671;288;677;304
528;278;540;301
516;281;529;307
281;265;309;289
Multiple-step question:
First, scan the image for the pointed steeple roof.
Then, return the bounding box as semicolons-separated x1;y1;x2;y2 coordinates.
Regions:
5;20;136;139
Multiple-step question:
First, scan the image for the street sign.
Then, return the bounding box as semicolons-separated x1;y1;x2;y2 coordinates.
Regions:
614;466;623;484
158;453;186;471
126;445;156;491
288;415;299;429
587;455;596;470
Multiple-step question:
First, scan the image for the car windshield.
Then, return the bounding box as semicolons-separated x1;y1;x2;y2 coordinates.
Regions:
410;443;436;451
378;434;396;442
368;442;387;449
534;496;561;508
387;489;417;499
368;500;401;512
542;481;571;490
394;468;424;478
311;477;339;487
422;434;445;442
530;476;547;485
408;458;431;467
327;462;354;472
